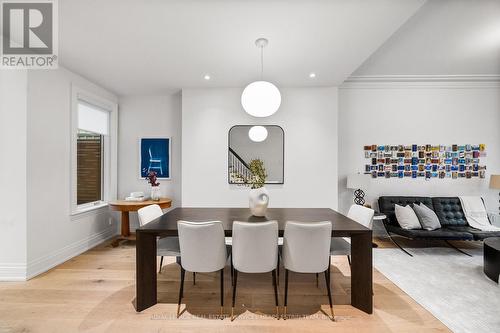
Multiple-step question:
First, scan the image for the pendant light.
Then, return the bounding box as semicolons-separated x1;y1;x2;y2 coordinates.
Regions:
241;38;281;118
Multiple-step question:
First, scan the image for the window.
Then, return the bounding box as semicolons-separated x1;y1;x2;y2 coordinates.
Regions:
71;86;117;214
77;101;109;205
77;131;103;204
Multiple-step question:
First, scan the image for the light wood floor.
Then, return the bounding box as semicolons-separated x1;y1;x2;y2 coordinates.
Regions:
0;238;451;333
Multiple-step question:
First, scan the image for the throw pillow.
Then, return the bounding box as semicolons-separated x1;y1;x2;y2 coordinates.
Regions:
394;204;421;230
413;203;441;230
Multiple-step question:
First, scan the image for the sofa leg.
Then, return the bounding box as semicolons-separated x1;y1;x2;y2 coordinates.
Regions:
388;234;413;257
445;240;472;257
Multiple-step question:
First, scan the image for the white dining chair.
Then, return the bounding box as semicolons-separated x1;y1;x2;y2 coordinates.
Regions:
177;220;228;318
348;204;375;229
282;221;334;321
231;221;279;321
137;204;180;273
329;205;374;268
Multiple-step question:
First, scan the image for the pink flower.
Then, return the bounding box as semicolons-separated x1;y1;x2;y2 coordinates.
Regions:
144;170;160;187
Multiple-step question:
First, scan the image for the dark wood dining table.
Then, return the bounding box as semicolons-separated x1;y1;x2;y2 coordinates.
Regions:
135;207;373;314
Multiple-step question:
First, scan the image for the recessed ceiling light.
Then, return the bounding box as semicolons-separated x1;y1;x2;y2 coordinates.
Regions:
204;74;211;80
309;72;316;78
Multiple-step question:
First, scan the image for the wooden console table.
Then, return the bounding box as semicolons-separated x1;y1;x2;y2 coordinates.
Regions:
109;198;172;247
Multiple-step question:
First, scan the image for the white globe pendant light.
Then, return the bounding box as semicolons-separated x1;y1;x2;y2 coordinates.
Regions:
242;81;281;118
241;38;281;118
248;125;268;142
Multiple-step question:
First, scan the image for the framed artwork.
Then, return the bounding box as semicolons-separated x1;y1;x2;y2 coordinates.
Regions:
363;144;486;180
139;138;171;179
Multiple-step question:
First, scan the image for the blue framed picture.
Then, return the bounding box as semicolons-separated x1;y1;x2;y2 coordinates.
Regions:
139;138;171;179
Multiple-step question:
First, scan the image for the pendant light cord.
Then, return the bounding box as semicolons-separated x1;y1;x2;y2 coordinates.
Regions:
260;45;264;80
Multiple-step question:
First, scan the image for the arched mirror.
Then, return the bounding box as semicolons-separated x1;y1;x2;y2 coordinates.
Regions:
228;125;284;185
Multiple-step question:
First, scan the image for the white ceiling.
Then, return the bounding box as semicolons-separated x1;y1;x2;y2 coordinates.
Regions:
353;0;500;77
59;0;425;95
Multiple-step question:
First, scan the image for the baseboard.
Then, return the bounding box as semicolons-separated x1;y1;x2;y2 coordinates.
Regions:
0;263;27;281
26;226;117;280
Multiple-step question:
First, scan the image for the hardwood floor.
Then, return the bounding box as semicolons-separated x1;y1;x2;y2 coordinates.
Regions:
0;239;450;333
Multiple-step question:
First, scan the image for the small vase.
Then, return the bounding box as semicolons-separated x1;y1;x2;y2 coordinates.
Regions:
150;186;161;201
249;187;269;217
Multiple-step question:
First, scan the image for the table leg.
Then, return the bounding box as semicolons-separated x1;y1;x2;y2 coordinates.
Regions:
135;231;157;311
351;232;373;314
121;211;130;237
111;211;133;247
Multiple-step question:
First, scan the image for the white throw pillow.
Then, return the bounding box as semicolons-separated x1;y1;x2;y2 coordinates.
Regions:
412;203;441;230
394;204;422;230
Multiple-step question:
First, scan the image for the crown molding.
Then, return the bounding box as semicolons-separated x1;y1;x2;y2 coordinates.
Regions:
341;75;500;89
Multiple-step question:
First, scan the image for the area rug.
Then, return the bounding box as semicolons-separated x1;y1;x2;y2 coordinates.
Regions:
373;244;500;333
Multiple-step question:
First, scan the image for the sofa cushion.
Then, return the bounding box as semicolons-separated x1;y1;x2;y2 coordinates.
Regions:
432;197;469;227
385;224;474;241
378;196;433;226
413;203;441;230
446;226;500;241
395;204;422;229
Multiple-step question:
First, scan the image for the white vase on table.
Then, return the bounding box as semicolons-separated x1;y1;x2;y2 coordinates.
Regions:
249;187;269;217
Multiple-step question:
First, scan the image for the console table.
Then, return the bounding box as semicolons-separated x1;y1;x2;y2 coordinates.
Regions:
108;198;172;247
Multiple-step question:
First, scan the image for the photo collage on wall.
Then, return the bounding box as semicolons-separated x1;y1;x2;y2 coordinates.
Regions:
363;144;487;180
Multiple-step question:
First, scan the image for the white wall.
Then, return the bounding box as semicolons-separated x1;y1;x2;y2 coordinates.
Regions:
118;94;182;229
338;80;500;215
182;87;338;208
26;67;118;278
0;70;28;280
353;0;500;76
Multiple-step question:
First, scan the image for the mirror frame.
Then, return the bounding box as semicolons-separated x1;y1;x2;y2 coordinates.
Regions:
227;125;285;185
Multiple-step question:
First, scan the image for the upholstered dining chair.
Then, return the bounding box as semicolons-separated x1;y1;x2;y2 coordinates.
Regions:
329;204;375;269
282;221;334;321
231;221;279;321
177;220;228;319
347;204;375;229
137;204;180;273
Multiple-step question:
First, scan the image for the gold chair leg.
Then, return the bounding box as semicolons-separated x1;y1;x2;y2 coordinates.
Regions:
276;306;280;320
330;306;335;322
220;306;224;320
283;306;287;320
177;304;181;318
231;307;235;321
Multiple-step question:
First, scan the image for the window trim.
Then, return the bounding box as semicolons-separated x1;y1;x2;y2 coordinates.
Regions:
70;85;118;216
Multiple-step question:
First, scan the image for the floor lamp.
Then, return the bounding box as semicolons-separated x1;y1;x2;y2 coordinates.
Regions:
347;173;369;206
489;175;500;213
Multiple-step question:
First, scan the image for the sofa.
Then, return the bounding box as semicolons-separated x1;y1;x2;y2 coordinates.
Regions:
378;196;500;256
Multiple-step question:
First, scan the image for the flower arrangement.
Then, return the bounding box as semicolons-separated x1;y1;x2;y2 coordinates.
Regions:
248;159;267;189
229;158;268;189
144;170;160;187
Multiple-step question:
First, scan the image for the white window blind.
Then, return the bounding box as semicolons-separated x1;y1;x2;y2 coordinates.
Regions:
78;100;110;135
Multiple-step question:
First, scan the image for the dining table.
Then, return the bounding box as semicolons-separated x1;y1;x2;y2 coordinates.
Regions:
135;207;373;314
